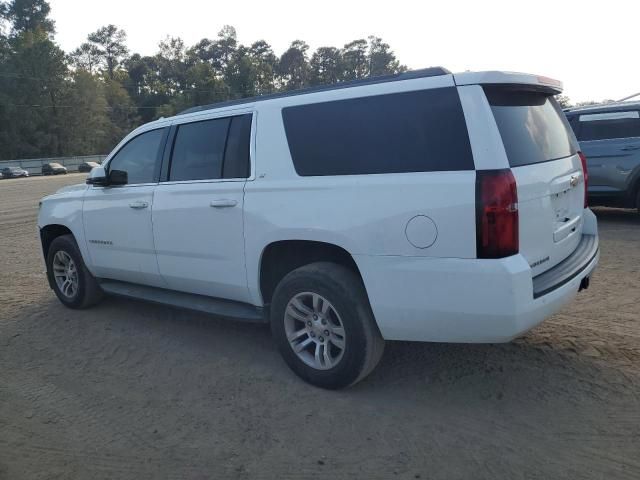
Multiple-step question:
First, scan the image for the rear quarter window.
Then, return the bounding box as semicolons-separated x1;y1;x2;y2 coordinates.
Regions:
485;87;578;167
282;87;474;176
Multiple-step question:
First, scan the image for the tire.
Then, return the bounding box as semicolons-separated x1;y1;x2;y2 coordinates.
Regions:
46;234;103;309
636;188;640;214
270;262;385;389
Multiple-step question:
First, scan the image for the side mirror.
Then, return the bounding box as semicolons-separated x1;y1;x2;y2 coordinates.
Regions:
86;167;128;186
109;169;128;186
86;166;108;186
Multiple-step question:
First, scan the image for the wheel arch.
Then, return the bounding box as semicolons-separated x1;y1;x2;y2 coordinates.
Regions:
258;240;366;306
40;224;76;289
628;165;640;209
40;224;74;260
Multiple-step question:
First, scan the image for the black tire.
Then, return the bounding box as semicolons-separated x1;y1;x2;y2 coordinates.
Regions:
46;234;103;309
636;188;640;214
270;262;385;389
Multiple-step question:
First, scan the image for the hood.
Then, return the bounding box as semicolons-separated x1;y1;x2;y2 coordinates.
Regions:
53;183;87;195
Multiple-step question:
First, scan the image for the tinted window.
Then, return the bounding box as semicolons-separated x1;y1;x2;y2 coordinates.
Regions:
485;88;578;167
223;114;252;178
109;128;165;184
170;118;230;181
574;112;640;141
282;87;474;176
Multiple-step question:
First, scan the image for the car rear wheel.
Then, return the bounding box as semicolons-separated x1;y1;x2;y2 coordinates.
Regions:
270;262;385;389
47;234;103;309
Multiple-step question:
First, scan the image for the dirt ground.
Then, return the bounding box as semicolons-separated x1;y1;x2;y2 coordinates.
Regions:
1;174;639;480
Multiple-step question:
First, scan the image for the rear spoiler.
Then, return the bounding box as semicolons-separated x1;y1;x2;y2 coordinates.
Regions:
453;71;563;94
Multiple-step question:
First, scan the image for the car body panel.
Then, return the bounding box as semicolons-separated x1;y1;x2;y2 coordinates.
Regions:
565;102;640;207
38;69;599;344
37;184;91;268
82;184;166;287
152;180;250;302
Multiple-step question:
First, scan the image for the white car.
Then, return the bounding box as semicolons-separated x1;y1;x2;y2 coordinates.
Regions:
38;68;599;388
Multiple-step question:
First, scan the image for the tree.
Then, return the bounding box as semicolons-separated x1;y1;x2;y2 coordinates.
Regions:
1;0;54;35
277;40;309;90
156;36;187;93
309;47;342;86
58;70;110;155
342;39;368;80
103;78;137;149
248;40;277;94
555;95;571;109
0;3;413;160
87;24;128;79
186;38;215;66
0;28;67;158
368;36;403;77
69;42;101;74
211;25;237;72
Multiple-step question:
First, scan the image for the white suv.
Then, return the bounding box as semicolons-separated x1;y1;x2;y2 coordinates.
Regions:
38;68;599;389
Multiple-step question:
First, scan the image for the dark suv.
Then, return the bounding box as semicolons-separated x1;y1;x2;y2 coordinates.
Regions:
565;101;640;212
42;162;68;175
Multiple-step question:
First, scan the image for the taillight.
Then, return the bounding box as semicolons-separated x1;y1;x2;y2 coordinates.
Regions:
476;169;519;259
578;151;588;208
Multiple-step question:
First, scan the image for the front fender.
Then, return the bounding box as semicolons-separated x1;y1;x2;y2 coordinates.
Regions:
38;185;93;273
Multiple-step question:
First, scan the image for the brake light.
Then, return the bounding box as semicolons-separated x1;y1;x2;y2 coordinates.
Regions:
578;151;588;208
476;169;519;259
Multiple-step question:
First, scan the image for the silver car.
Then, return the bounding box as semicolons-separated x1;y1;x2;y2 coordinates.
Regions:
565;101;640;212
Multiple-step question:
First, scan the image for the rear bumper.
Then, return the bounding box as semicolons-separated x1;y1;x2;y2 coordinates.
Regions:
354;211;599;343
532;233;598;298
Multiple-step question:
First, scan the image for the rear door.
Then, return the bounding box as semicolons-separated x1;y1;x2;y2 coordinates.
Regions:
484;87;585;276
569;110;640;195
152;112;253;303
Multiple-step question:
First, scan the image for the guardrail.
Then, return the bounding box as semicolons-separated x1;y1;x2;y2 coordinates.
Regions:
0;155;107;176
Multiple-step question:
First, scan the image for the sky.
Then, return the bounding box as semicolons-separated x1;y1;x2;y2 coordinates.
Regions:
49;0;638;103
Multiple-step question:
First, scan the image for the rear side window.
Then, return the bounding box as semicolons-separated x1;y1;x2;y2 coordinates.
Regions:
170;118;230;181
485;88;578;167
282;87;474;176
573;111;640;141
169;114;252;181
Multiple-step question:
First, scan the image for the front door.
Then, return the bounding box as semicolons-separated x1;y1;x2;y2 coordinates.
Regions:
152;113;253;302
83;127;168;287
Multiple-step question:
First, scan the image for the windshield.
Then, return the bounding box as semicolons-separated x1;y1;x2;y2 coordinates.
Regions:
485;87;578;167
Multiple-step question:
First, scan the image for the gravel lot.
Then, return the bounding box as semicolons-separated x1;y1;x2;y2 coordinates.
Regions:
1;174;639;479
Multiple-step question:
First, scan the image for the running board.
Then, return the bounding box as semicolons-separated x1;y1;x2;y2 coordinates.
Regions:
98;280;266;323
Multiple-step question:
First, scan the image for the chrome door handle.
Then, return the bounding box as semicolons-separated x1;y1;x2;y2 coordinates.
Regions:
129;201;149;209
210;199;238;208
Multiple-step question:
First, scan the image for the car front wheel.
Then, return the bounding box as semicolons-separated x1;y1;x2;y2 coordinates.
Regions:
47;234;103;309
270;262;384;389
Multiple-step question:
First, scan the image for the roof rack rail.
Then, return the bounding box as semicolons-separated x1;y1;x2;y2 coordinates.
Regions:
178;66;451;115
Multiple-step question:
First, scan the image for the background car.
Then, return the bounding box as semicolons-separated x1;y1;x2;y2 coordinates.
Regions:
78;161;101;173
565;101;640;212
42;162;68;175
1;166;29;178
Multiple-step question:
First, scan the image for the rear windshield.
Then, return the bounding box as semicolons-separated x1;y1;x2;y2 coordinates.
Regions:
485;87;578;167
